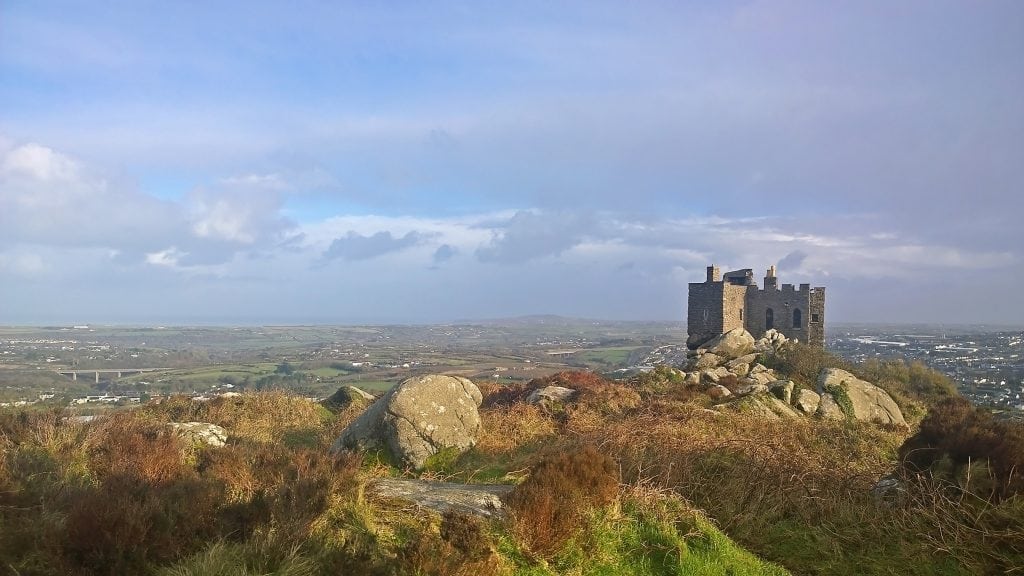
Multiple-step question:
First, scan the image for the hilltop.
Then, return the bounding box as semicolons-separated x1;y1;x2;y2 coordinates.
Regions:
0;331;1021;575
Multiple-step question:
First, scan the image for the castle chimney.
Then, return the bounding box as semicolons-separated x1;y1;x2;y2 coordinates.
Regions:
764;265;779;290
707;265;720;282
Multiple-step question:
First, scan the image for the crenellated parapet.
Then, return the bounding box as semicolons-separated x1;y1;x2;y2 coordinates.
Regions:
686;264;826;348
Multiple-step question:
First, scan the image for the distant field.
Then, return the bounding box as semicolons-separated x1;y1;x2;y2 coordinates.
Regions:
573;346;641;368
343;380;394;393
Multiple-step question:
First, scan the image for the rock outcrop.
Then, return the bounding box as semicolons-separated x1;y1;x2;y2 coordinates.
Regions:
769;380;795;404
369;478;513;518
330;374;483;470
321;385;375;412
680;330;905;428
817;368;907;426
816;393;846;420
527;386;577;405
793;388;821;415
703;328;756;359
169;422;228;447
754;329;790;354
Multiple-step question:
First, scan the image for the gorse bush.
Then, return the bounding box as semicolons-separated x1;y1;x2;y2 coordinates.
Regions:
759;342;852;389
856;358;958;410
899;397;1024;501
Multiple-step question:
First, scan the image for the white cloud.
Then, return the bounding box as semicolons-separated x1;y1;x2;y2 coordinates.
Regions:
145;247;186;268
0;142;80;182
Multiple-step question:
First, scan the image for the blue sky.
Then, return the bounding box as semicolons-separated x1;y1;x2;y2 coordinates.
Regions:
1;1;1022;324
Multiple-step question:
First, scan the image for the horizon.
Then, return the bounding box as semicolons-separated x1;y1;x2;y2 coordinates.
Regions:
2;2;1021;325
2;316;1022;332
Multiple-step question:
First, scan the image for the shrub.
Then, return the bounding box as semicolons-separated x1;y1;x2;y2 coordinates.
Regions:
503;444;620;557
63;474;222;575
856;358;958;408
85;414;191;485
396;510;498;576
759;342;852;389
898;397;1024;501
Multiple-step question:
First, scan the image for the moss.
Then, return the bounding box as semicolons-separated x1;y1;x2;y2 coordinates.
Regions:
825;383;855;419
422;446;463;474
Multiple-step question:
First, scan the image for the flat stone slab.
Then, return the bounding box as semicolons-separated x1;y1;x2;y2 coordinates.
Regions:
368;478;514;518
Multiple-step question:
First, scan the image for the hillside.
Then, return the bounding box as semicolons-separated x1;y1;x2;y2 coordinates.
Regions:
0;335;1021;575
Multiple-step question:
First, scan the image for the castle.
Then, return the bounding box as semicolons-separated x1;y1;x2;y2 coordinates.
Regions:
687;264;825;348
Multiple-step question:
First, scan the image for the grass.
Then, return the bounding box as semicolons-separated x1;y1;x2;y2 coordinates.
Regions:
0;360;1019;575
573;347;639;369
343;379;394;393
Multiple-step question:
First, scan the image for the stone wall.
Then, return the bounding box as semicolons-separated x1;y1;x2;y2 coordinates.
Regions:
687;281;724;345
807;287;825;347
722;283;747;334
745;284;811;343
687;264;826;348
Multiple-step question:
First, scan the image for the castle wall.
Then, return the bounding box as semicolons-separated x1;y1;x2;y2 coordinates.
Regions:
744;284;816;344
807;287;825;347
688;264;826;348
687;281;724;345
722;283;747;334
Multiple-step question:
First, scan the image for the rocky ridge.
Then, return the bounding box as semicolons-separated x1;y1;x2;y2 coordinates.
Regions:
679;328;906;424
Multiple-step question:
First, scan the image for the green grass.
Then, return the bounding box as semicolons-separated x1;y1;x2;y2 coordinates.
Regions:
497;496;789;576
305;366;355;378
573;347;638;368
342;380;394;393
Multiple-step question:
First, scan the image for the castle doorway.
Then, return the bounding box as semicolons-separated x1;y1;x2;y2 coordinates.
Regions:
766;308;774;330
793;308;802;329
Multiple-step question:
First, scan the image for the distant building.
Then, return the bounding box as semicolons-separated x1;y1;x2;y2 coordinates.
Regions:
687;264;825;348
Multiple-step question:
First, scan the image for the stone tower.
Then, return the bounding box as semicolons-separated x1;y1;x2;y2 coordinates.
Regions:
687;264;825;348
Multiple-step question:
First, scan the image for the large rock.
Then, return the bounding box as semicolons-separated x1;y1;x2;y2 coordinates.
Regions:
706;384;732;400
755;329;790;353
748;370;779;387
369;478;513;518
693;352;724;370
816;393;846;420
703;329;756;360
726;362;751;377
321;385;375;412
769;380;795;404
330;374;483;470
715;392;801;420
794;388;821;415
527;386;577;404
701;367;732;384
817;368;907;426
735;383;769;396
169;422;228;447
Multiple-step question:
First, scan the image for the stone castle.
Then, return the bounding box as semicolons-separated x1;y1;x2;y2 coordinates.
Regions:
687;264;825;348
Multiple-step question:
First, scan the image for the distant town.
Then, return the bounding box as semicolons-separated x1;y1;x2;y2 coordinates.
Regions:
0;321;1021;413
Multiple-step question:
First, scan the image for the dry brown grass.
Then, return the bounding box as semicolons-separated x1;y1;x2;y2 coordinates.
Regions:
586;405;901;526
142;391;329;445
475;403;558;456
503;444;620;558
397;510;503;576
85;413;192;485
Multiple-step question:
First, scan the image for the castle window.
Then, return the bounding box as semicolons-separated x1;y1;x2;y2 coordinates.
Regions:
765;308;774;330
739;308;743;321
811;313;820;323
793;309;802;329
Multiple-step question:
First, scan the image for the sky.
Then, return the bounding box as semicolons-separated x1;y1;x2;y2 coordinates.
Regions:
1;1;1022;325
